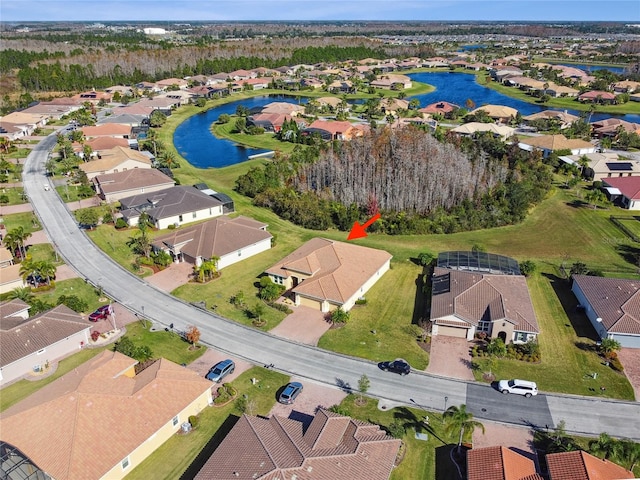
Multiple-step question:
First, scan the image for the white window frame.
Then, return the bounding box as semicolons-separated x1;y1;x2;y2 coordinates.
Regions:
172;415;179;427
121;456;130;470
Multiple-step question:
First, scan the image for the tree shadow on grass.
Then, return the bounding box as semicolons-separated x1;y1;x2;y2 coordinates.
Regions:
180;414;240;480
541;273;599;341
393;407;447;444
616;243;640;267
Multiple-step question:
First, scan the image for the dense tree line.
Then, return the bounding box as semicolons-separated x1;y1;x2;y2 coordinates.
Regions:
0;48;66;73
14;44;386;92
236;126;552;234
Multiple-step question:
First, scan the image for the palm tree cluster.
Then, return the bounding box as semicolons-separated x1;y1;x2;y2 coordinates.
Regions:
193;258;219;283
3;226;31;259
19;257;57;287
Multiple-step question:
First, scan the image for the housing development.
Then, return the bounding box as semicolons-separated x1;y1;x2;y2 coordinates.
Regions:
1;18;640;480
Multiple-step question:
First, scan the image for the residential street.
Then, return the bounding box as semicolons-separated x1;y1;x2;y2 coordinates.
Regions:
20;132;640;441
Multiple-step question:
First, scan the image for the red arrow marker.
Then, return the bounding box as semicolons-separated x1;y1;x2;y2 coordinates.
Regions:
347;213;381;240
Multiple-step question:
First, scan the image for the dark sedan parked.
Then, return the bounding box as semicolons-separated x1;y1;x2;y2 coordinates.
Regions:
378;359;411;376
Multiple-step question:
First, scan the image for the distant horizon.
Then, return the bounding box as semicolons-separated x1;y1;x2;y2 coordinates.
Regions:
1;1;639;23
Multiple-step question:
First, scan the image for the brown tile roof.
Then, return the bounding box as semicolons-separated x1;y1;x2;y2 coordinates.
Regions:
467;445;540;480
81;123;131;137
261;102;305;116
572;275;640;335
194;409;400;480
79;146;152;175
84;136;130;151
93;168;174;195
151;215;272;262
307;120;357;135
546;450;634;480
265;238;392;305
0;305;90;367
430;268;539;333
471;104;519;119
0;350;212;480
0;299;29;321
519;134;594;151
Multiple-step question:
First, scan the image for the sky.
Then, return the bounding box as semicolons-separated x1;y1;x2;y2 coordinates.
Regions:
1;0;639;23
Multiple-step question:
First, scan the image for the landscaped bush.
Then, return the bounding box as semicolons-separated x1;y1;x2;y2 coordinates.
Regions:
57;294;88;313
258;277;285;302
330;307;350;324
355;298;367;305
91;331;101;341
268;301;293;314
213;384;236;405
115;218;128;229
188;415;199;428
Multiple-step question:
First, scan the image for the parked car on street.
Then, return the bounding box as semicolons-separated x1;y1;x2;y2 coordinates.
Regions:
498;379;538;397
205;359;235;383
378;358;411;376
278;381;303;404
88;305;111;322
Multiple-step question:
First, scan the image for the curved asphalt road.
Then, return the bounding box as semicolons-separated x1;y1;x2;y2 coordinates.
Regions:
22;131;640;441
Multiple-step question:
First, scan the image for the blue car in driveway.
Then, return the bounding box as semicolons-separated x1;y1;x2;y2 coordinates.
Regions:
205;359;235;383
278;382;303;404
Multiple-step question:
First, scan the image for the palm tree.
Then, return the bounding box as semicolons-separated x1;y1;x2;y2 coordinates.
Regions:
19;257;38;285
8;286;34;303
620;440;640;471
5;226;31;259
443;404;485;449
590;432;622;460
37;260;57;285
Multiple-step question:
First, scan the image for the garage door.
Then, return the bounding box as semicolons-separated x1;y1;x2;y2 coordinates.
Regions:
437;325;469;339
298;296;322;311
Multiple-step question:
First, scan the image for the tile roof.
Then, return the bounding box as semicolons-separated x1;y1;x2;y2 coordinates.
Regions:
546;450;634;480
572;275;640;335
602;176;640;200
0;299;29;321
471;104;519;119
81;123;131;137
84;136;130;151
265;238;392;305
119;185;222;221
0;304;90;367
307;120;358;135
519;134;594;151
194;409;400;480
79;146;152;175
467;445;541;480
151;215;272;261
430;267;539;333
93;168;174;195
0;350;212;480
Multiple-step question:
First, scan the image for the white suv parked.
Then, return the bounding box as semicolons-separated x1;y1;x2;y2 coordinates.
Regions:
498;379;538;398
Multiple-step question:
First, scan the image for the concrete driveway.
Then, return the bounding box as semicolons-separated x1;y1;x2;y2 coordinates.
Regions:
269;377;348;418
146;261;194;292
269;305;331;346
186;348;253;385
426;335;475;381
618;348;640;401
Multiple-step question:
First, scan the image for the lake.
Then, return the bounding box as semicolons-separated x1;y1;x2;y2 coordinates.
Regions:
174;72;639;169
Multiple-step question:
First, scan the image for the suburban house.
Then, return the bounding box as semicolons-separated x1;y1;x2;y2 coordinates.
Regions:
613;80;640;94
370;73;412;89
259;102;305;116
92;168;175;202
591;118;640;138
0;302;91;386
151;215;272;269
246;112;297;133
79;146;153;180
0;350;213;480
469;105;519;123
522;110;580;129
264;238;392;312
451;122;516;140
303;120;366;141
578;90;617;104
572;274;640;347
419;101;460;116
467;445;634;480
0;111;48;130
544;84;580;98
601;176;640;208
79;136;130;157
518;134;596;158
559;152;640;182
430;252;539;342
119;185;224;229
194;409;401;480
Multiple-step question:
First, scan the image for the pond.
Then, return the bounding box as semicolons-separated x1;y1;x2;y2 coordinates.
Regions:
174;73;639;169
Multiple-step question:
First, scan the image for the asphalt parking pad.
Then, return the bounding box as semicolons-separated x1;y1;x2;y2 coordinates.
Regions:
465;383;554;429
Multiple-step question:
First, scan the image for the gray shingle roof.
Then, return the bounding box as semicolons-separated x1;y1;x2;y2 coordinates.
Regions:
0;304;90;367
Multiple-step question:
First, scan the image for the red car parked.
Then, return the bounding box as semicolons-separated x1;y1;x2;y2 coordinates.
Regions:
88;305;112;322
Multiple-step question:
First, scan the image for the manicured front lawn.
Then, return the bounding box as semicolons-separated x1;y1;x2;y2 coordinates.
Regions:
35;277;106;314
318;260;430;369
1;211;41;234
0;187;27;205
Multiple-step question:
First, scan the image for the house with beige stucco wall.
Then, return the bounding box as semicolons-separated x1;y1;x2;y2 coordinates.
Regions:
0;350;213;480
265;238;392;313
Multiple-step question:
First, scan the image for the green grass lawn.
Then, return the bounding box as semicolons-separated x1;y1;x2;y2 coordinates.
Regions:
1;211;41;234
35;277;107;314
0;187;27;205
612;215;640;240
